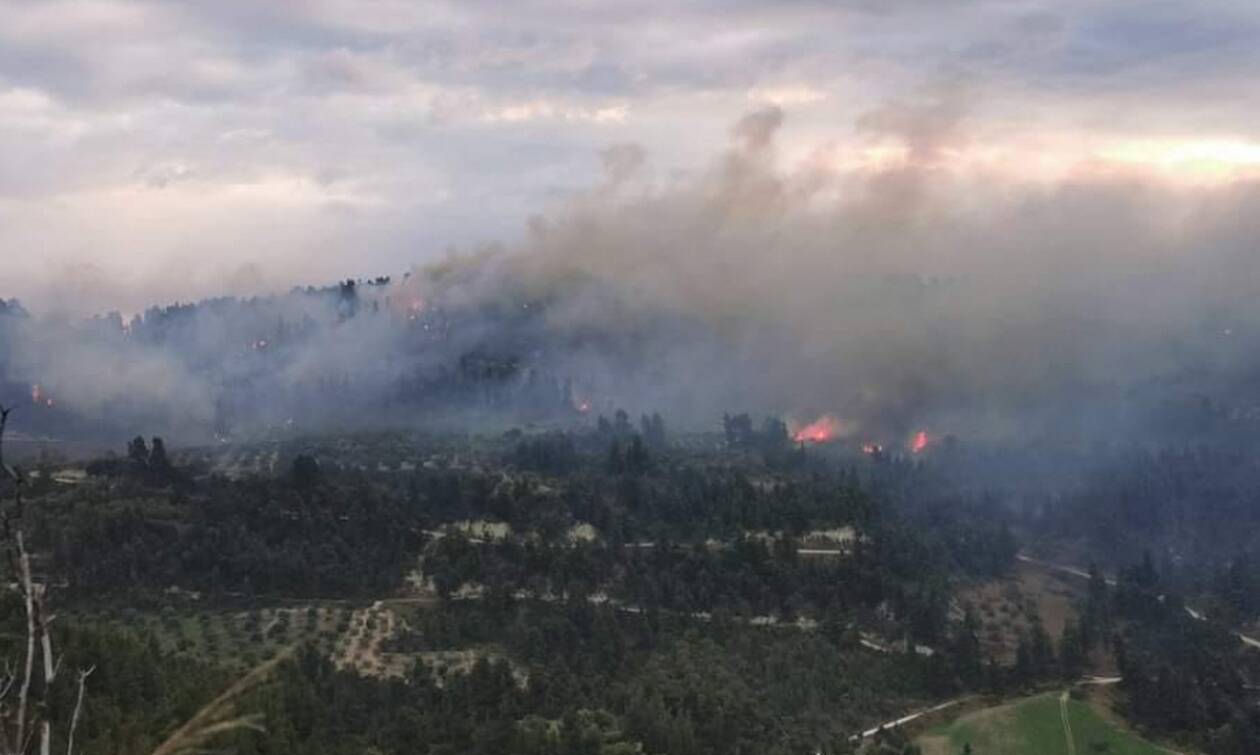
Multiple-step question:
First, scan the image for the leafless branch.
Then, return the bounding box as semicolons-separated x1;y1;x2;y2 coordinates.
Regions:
0;404;51;755
65;667;93;755
0;406;11;479
1;405;274;755
0;660;16;702
14;532;36;755
38;603;53;693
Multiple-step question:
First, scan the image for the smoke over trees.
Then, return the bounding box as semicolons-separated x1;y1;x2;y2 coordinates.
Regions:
5;105;1260;446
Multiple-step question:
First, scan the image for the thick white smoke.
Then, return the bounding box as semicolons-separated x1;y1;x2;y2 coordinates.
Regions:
5;102;1260;445
476;103;1260;440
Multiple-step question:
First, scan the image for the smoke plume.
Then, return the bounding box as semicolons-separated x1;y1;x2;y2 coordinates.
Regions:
5;102;1260;446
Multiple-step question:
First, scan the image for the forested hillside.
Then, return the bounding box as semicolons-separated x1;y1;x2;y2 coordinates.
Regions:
2;415;1259;754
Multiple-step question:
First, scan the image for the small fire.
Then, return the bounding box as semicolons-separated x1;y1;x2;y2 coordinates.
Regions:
30;384;53;408
572;396;592;414
910;430;930;454
793;415;843;443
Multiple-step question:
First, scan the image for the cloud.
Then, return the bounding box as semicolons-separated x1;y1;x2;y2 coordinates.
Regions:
747;85;827;107
1;0;1260;327
855;85;970;164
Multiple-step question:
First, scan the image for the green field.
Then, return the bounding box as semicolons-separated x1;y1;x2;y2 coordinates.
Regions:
918;691;1175;755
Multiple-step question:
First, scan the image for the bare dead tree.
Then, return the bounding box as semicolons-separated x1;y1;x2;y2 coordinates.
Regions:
0;406;93;755
64;667;92;755
0;406;281;755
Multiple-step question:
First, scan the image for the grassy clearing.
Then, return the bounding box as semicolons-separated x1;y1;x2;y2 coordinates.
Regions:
955;562;1083;663
918;692;1174;755
1064;696;1179;755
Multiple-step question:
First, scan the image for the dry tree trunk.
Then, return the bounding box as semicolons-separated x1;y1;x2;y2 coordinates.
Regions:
15;536;34;755
0;407;89;755
0;406;274;755
64;667;92;755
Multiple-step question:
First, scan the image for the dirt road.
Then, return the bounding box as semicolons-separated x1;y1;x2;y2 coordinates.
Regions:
1059;691;1077;755
1015;554;1115;586
850;698;966;742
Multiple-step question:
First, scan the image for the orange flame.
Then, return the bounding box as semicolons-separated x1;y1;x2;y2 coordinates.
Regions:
910;430;930;454
793;415;842;443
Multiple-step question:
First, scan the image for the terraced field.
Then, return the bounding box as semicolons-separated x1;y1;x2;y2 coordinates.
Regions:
80;599;517;687
83;604;360;671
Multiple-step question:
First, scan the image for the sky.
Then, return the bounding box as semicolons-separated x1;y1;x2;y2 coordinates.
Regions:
3;0;1260;315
